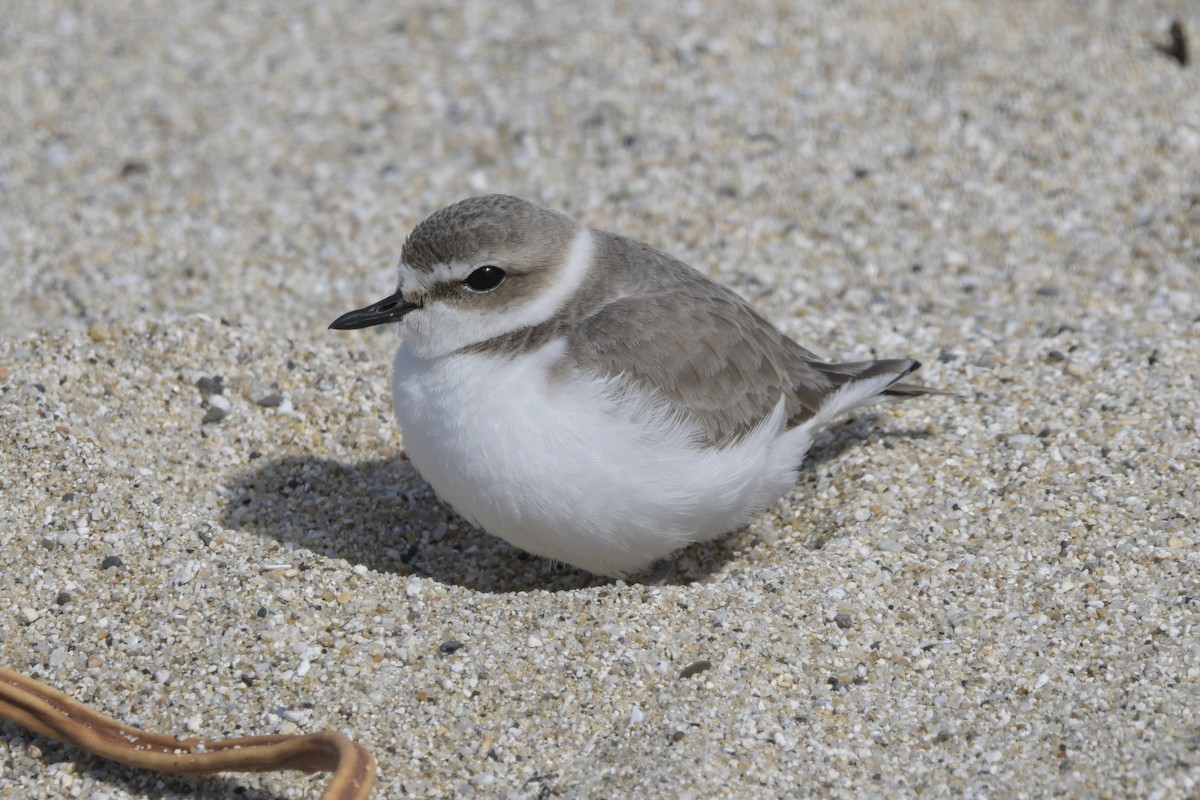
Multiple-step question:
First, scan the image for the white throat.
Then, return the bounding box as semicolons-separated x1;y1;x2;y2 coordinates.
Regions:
397;227;595;360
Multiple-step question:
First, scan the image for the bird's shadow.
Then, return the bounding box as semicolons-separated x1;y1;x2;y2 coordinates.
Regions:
806;413;934;466
217;415;929;593
218;453;618;592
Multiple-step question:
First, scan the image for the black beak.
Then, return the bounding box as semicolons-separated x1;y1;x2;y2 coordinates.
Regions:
328;292;421;330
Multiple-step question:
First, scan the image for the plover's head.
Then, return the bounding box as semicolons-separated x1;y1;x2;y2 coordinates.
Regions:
330;195;592;358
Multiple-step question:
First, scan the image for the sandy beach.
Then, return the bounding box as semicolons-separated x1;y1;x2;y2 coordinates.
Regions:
2;1;1198;797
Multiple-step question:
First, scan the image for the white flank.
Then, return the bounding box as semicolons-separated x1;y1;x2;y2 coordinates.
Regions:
393;337;810;578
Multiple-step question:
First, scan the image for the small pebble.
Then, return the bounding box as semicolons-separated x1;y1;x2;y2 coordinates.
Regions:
1064;363;1089;379
283;708;311;724
195;375;225;395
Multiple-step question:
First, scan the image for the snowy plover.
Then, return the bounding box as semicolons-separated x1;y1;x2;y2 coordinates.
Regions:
331;195;942;577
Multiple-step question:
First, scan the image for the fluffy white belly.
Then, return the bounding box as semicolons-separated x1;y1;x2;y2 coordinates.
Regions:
391;340;810;577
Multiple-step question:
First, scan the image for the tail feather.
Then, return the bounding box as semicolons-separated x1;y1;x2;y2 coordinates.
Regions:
791;358;950;428
817;358;953;398
882;379;956;398
816;357;920;384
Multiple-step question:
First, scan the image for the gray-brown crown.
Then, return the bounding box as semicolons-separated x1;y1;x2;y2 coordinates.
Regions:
401;195;578;272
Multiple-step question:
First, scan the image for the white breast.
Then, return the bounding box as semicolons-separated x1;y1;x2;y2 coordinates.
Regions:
392;339;814;577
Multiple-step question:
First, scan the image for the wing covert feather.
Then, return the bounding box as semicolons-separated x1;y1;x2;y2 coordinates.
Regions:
565;234;820;446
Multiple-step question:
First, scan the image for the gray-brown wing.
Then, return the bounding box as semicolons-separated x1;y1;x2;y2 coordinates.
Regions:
564;239;832;446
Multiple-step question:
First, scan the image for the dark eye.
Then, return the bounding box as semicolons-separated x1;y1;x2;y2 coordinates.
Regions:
464;265;506;292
